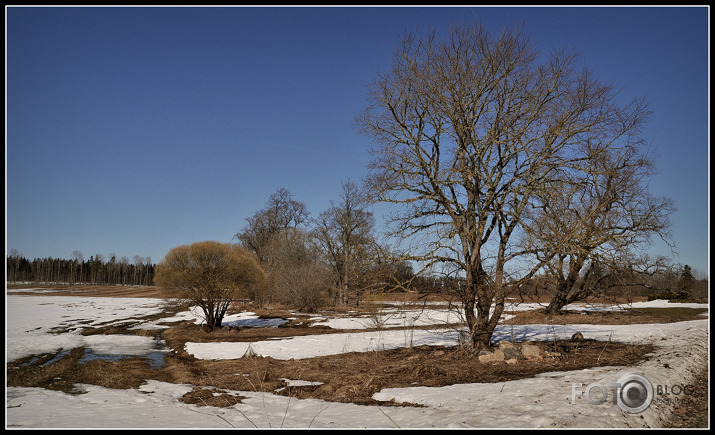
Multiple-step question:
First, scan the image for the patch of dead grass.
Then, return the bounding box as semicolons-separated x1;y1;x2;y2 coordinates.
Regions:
179;339;653;406
179;386;246;408
6;347;175;394
503;307;708;325
5;283;165;298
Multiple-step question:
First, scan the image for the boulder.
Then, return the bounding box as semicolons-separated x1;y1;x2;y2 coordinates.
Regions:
502;346;524;360
475;348;493;357
498;341;524;360
478;349;505;363
521;343;541;358
498;340;518;350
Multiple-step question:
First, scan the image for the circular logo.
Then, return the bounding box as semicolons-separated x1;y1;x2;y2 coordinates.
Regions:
616;373;654;413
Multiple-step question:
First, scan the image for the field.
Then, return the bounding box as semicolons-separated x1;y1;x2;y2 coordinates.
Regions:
5;284;710;428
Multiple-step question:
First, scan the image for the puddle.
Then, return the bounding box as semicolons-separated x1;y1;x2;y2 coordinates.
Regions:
78;349;168;369
222;317;288;328
40;350;71;367
79;335;171;369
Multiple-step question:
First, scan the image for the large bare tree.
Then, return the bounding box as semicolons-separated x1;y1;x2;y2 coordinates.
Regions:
356;22;653;348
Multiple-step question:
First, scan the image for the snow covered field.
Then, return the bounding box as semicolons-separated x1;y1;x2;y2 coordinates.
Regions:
5;291;709;428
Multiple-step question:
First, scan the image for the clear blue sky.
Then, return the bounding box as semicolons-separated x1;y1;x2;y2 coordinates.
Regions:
6;6;709;276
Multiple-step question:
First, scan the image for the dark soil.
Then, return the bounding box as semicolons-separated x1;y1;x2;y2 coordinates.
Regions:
663;367;710;428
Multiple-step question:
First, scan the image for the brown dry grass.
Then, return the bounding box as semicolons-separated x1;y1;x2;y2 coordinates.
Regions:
6;283;165;298
7;337;653;408
179;386;246;407
6;348;175;394
183;340;653;407
503;307;708;325
664;367;710;428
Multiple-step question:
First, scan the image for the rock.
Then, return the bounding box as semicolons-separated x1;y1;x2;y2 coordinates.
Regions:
478;349;505;363
546;351;562;358
571;331;584;342
475;348;493;357
498;340;524;359
498;340;518;350
502;346;524;360
521;343;541;358
505;358;518;365
499;340;524;359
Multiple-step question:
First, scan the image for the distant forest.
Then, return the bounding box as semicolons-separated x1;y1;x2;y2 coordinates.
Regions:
6;254;155;286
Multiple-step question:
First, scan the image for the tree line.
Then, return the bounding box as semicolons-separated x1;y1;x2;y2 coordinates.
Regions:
6;252;155;286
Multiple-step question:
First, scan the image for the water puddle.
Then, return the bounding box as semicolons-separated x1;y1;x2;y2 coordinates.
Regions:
78;348;168;369
222;317;288;328
40;350;71;367
77;335;171;369
73;335;171;369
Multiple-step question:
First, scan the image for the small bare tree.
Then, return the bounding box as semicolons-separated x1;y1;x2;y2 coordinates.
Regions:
262;227;331;311
522;142;675;313
313;180;376;306
357;22;653;348
154;241;265;331
234;188;310;264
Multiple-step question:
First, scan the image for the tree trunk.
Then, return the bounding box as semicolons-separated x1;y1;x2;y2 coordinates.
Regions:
471;315;494;349
462;275;499;349
544;282;581;315
462;298;479;346
544;291;568;315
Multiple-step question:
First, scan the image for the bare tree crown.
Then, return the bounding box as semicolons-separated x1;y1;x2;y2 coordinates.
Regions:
356;22;667;347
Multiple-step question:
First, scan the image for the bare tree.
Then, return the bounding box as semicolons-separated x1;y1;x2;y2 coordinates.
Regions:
523;142;675;314
313;180;376;306
356;22;652;348
262;227;331;311
234;188;310;263
154;241;265;331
